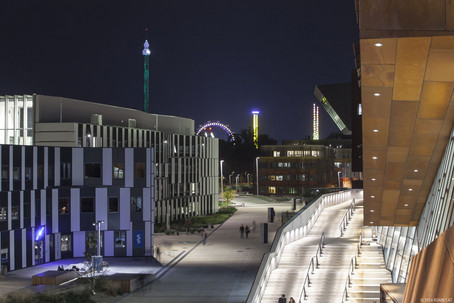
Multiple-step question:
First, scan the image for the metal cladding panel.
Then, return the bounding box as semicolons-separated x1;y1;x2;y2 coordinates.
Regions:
73;231;85;257
44;147;48;188
54;147;60;187
146;148;151;187
9;230;14;271
33;147;37;190
21;146;25;190
71;148;83;186
30;191;35;227
52;189;58;233
143;188;151;221
145;221;151;256
9;146;12;191
21;229;26;268
7;192;11;230
45;234;50;262
102;148;112;186
20;191;24;229
95;188;108;230
104;230;114;257
119;188;130;230
70;188;80;232
125;148;134;188
55;232;61;260
40;189;46;226
127;222;133;256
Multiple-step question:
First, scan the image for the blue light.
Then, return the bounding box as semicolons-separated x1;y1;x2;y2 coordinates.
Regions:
251;110;260;114
35;226;45;241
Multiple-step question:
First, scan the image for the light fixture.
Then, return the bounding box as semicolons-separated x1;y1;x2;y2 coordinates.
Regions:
374;93;381;96
371;178;376;181
370;221;374;224
374;42;383;47
404;204;409;207
370;210;375;213
413;169;419;173
373;129;379;133
371;195;375;198
408;188;413;191
372;156;378;160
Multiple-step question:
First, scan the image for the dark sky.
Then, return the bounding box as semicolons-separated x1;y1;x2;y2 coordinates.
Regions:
0;0;358;142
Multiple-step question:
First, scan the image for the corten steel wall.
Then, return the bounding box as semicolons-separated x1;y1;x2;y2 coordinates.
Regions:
402;225;454;302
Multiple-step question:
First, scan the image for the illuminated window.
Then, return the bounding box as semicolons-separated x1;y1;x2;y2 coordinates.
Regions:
61;163;71;180
270;175;276;181
287;151;295;157
58;198;69;214
61;234;72;252
113;163;124;179
0;207;7;221
273;151;280;157
276;175;283;181
289;188;296;194
131;196;142;212
311;151;320;157
268;186;276;194
295;151;303;157
11;206;19;220
115;231;126;248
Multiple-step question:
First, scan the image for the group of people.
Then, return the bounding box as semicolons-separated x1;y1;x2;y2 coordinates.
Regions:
239;224;251;239
278;294;295;303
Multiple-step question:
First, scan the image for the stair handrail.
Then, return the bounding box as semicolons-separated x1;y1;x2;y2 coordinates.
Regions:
338;199;356;237
341;255;357;303
297;233;326;303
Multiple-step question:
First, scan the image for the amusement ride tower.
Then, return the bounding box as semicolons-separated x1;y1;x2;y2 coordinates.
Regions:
142;29;151;113
252;110;260;149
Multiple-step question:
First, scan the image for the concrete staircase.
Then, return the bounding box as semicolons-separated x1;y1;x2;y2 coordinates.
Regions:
345;236;392;303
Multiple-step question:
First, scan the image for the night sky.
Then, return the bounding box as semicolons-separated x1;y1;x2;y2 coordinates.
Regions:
0;1;358;142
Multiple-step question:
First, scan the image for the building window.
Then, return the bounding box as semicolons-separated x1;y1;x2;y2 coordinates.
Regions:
287;151;295;157
113;163;124;179
59;198;69;214
81;198;94;213
295;151;303;157
273;151;280;157
268;187;276;194
276;175;283;181
13;167;20;180
11;206;19;220
270;175;276;181
61;163;71;180
25;167;32;180
1;166;8;179
24;202;31;218
0;208;6;221
311;150;320;157
131;196;142;212
61;234;72;252
109;197;119;212
289;188;296;194
135;163;145;179
115;231;126;248
85;163;101;179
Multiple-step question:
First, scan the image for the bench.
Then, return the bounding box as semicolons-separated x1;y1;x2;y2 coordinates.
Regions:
32;270;78;286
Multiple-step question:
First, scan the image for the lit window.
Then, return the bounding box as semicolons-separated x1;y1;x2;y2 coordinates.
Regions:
273;151;280;157
61;234;72;252
113;163;124;179
287;151;295;157
131;196;142;212
268;186;276;194
357;103;362;115
115;231;126;248
276;175;283;181
270;175;276;181
0;207;7;221
58;198;69;214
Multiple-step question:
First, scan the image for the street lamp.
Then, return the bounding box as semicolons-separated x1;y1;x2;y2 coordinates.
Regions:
92;220;104;271
256;157;260;195
220;160;224;197
236;174;240;192
337;171;342;188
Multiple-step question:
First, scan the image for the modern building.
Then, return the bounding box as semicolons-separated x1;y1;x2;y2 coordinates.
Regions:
356;1;454;298
257;143;336;195
0;94;218;271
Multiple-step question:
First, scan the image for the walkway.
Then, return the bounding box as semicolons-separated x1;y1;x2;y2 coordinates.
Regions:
260;198;364;303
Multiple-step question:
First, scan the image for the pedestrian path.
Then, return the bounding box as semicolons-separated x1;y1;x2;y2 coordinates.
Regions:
260;199;364;303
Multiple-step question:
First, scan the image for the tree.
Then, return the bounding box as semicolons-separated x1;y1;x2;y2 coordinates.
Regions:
221;187;236;206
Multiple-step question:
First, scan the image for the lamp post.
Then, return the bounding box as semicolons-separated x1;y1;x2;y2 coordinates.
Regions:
92;220;104;272
220;160;224;197
236;174;239;192
337;171;342;188
247;173;250;184
256;157;260;195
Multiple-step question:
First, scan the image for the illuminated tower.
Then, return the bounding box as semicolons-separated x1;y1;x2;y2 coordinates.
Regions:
142;30;151;113
313;103;319;140
252;110;260;149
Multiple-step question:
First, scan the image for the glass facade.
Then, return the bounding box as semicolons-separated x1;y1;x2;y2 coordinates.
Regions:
0;95;33;145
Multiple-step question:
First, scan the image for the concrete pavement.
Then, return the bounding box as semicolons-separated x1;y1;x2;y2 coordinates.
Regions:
0;195;296;303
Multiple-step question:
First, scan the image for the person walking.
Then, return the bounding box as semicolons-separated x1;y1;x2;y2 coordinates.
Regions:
289;297;295;303
245;225;250;238
201;230;208;245
240;224;245;239
278;294;286;303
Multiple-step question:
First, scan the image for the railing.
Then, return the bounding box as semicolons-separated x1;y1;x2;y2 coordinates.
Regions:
297;233;325;303
342;233;362;303
246;189;363;303
339;199;356;237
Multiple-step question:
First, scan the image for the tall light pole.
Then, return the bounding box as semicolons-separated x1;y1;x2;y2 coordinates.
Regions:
92;220;104;272
236;174;240;192
220;160;224;197
337;171;342;188
256;157;260;195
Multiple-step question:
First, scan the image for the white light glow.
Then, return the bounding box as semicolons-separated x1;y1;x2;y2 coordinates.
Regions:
371;178;376;181
408;188;413;191
374;43;383;47
404;204;409;207
413;169;419;173
374;93;381;96
372;156;378;160
373;129;379;133
370;210;375;213
371;195;375;198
